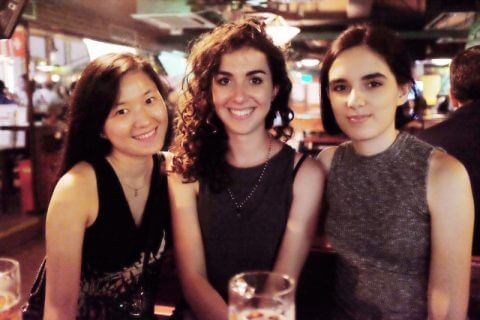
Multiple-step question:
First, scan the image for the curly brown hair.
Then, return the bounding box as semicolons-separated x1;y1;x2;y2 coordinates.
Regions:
172;18;294;191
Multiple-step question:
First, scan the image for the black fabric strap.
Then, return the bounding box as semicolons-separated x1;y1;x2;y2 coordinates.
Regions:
293;153;308;180
141;152;168;277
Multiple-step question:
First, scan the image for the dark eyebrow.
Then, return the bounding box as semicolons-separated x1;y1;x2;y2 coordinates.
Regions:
115;89;155;106
329;72;387;86
246;70;267;76
362;72;387;80
329;78;346;86
214;71;232;76
215;70;267;76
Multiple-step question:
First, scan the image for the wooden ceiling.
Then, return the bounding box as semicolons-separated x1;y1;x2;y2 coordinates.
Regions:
28;0;480;59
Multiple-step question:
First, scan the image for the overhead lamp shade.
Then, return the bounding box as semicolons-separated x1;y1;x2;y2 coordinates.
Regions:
266;25;300;46
264;15;300;46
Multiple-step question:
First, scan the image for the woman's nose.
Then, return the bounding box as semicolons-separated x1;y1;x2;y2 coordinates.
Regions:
347;88;365;108
134;106;152;127
232;83;247;104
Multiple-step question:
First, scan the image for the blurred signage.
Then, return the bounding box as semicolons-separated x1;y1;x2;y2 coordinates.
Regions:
301;74;313;83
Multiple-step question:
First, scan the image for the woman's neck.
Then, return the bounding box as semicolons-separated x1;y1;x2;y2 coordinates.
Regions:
227;132;274;168
351;128;400;156
106;152;152;184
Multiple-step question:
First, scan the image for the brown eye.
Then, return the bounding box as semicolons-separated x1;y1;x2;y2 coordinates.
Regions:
332;84;348;92
216;77;230;86
145;97;155;104
368;81;383;88
250;77;263;85
115;108;128;116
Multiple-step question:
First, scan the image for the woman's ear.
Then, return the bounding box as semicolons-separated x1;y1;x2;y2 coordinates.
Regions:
396;84;410;105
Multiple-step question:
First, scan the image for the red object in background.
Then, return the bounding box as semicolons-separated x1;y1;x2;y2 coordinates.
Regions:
11;27;25;57
17;159;33;214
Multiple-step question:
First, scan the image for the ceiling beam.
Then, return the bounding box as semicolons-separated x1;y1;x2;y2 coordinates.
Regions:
293;29;469;42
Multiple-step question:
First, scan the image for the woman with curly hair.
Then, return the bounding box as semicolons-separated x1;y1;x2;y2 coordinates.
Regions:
168;18;325;319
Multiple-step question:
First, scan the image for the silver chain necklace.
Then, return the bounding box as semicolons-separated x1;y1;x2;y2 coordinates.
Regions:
226;136;273;216
118;177;147;197
108;158;148;197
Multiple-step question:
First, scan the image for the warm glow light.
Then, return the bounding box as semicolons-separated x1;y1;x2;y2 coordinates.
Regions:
430;58;452;66
420;74;442;106
83;38;137;61
36;64;54;72
154;305;175;316
300;58;320;67
33;73;48;84
263;14;300;46
51;74;61;82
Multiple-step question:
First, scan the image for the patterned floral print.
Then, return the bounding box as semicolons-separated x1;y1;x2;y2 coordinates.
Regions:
76;234;166;319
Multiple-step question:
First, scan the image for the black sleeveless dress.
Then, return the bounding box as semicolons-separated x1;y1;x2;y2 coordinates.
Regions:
197;145;300;300
78;156;170;319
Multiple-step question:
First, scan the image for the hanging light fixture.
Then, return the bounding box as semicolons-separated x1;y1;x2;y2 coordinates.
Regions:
247;12;300;46
264;14;300;46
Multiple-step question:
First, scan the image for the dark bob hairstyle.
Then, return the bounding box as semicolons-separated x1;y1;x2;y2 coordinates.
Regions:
320;24;415;134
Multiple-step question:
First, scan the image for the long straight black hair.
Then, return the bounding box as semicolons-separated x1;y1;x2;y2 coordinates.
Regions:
58;53;167;178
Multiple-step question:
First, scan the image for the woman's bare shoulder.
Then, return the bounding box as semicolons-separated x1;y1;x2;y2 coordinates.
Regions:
316;146;338;173
48;161;98;226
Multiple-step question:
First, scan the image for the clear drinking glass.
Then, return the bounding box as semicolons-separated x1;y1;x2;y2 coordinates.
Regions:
0;258;21;320
228;271;295;320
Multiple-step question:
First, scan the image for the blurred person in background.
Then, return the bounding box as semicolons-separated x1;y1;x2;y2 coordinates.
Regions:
418;45;480;256
435;94;451;114
12;74;32;108
43;53;171;320
395;91;426;133
32;81;63;120
0;79;15;104
317;24;473;319
169;18;324;320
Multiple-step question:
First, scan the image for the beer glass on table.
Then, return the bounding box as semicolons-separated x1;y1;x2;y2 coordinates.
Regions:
228;271;295;320
0;258;21;320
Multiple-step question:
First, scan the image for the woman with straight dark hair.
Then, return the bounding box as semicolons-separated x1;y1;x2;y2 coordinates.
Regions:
169;18;325;319
43;53;171;319
317;24;473;319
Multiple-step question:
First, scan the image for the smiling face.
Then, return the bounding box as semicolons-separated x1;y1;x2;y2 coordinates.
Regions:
211;46;278;138
328;45;408;154
103;70;168;159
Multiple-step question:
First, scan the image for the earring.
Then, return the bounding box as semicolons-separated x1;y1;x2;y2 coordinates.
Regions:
99;132;107;139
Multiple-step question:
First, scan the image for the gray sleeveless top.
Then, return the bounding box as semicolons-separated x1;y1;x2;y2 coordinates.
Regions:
325;132;435;319
197;145;297;300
